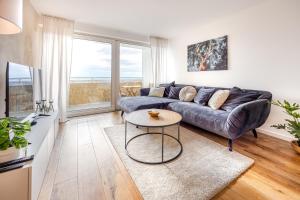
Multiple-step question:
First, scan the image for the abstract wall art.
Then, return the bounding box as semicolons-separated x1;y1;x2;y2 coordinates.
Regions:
187;35;228;71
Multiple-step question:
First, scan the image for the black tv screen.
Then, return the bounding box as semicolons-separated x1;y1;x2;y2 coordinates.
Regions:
5;62;41;119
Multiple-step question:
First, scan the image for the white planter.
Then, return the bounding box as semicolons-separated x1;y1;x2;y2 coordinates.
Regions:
0;147;27;163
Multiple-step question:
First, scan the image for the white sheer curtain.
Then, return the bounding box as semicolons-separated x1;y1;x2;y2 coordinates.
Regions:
150;36;168;87
41;15;74;122
142;47;153;87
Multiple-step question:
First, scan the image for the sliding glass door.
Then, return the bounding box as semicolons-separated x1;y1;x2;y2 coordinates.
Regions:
68;35;150;116
119;43;143;97
68;37;113;114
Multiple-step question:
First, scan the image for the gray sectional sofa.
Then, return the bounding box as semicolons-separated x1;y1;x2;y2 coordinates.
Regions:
119;83;272;151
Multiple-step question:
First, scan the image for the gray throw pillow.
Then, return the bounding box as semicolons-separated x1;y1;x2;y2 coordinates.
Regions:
194;88;216;105
159;81;175;97
221;87;260;112
168;86;182;99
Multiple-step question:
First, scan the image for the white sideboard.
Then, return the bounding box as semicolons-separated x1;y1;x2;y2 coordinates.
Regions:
0;112;59;200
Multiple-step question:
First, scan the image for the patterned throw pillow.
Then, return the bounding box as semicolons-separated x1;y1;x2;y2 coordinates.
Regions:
148;87;165;97
208;90;230;110
168;86;182;99
194;88;217;105
159;81;175;97
221;87;260;112
179;86;197;102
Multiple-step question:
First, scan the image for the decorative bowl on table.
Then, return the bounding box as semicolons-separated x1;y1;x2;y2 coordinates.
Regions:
148;110;160;118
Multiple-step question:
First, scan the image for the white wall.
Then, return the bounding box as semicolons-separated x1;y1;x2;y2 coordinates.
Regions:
168;0;300;141
0;0;40;117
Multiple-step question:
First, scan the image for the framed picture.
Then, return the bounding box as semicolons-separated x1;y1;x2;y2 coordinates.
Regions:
187;35;228;71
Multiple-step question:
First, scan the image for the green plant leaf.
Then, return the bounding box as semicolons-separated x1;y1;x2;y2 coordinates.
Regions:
271;124;286;129
0;118;9;129
272;100;300;112
0;139;11;150
0;117;31;151
0;127;11;150
271;100;300;139
11;136;28;149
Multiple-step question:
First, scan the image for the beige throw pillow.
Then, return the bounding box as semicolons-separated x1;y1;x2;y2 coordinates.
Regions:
148;87;165;97
179;86;197;102
208;90;230;110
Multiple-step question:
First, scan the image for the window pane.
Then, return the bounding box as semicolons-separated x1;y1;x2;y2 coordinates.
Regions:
120;44;144;97
69;39;112;111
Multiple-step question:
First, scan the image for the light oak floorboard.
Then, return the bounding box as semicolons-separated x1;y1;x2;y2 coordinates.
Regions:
54;122;78;184
50;178;78;200
78;143;106;200
39;111;300;200
38;126;64;200
88;119;141;200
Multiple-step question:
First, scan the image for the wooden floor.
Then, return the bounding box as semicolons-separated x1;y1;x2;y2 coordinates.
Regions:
38;111;300;200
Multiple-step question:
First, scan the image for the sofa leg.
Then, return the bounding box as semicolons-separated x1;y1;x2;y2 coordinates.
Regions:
121;111;124;117
252;129;258;138
228;139;233;151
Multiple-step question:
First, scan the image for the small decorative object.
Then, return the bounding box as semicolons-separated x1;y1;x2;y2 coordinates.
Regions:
48;99;54;112
187;35;228;71
36;99;54;115
148;110;160;118
35;100;42;113
0;118;31;160
271;100;300;154
41;99;47;114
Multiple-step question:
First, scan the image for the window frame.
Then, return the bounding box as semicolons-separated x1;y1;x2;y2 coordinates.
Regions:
67;33;150;117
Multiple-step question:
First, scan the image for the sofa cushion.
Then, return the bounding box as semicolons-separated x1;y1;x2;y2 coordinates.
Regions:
140;88;150;96
119;96;179;113
168;102;229;138
168;86;182;99
208;90;230;110
148;87;165;97
194;87;216;105
221;87;261;112
179;86;197;102
159;81;175;97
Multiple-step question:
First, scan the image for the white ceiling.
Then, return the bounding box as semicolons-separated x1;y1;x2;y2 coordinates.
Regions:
31;0;265;38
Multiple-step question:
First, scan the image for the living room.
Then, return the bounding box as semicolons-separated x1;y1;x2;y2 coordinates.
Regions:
0;0;299;200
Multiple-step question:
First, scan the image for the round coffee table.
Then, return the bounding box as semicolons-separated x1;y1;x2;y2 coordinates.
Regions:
124;109;183;164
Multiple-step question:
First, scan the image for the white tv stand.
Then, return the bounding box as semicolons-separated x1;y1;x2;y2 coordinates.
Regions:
0;112;59;200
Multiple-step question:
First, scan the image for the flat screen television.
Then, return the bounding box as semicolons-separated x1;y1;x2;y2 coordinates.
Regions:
5;62;42;119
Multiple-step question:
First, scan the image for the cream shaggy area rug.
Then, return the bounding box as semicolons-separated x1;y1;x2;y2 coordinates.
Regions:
105;124;254;200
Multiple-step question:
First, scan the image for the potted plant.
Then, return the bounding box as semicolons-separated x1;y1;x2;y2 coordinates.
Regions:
271;100;300;154
0;118;31;160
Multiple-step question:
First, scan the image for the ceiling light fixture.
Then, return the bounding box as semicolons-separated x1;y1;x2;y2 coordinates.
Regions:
0;0;23;34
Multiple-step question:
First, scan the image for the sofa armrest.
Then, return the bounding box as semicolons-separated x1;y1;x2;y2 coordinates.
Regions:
225;99;271;139
140;88;150;96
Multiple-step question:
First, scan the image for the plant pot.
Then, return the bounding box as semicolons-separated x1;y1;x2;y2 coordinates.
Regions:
0;147;27;163
291;140;300;154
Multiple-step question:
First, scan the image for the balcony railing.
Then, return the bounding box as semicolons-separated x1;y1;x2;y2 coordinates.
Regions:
9;77;32;86
68;77;143;109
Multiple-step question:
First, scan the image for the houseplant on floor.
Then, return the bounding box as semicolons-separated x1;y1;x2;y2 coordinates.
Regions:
0;118;31;160
272;100;300;154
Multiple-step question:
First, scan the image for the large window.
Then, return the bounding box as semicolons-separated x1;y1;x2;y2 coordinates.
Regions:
68;38;112;111
120;43;144;97
68;35;150;115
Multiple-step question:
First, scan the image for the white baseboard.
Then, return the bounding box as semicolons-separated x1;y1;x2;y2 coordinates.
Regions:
257;128;295;142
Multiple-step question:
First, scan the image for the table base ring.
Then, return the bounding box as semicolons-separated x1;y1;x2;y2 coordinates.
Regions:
125;132;183;165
